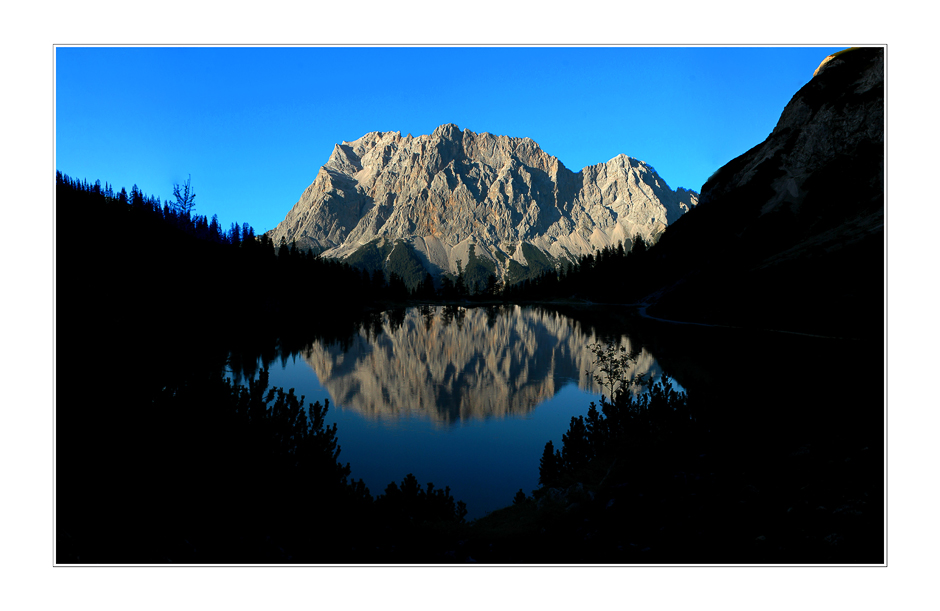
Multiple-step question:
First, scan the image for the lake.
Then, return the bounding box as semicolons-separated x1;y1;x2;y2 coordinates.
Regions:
228;304;682;520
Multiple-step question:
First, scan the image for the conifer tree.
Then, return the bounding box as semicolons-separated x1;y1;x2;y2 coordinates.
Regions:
631;233;648;256
172;174;196;215
539;440;562;487
130;184;143;209
209;214;222;243
455;259;467;299
420;272;436;300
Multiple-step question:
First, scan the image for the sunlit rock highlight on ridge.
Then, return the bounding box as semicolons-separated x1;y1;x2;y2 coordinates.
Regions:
269;124;698;278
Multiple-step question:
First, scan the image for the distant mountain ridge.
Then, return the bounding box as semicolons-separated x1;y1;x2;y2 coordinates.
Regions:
269;123;697;281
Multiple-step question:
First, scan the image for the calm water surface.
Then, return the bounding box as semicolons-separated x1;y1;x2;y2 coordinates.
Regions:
233;305;681;520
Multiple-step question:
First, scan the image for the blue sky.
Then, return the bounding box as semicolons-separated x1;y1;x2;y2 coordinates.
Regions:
55;45;844;235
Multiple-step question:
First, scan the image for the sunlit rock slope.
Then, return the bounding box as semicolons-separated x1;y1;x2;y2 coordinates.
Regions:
269;124;697;279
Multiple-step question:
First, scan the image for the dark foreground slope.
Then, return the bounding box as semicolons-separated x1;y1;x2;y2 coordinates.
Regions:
646;47;884;338
54;178;471;564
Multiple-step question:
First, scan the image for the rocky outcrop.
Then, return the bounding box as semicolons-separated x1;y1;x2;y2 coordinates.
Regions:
269;124;697;277
695;46;883;249
645;47;884;336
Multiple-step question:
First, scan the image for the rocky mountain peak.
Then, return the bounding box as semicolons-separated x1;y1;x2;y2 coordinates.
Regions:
432;122;461;139
269;123;698;281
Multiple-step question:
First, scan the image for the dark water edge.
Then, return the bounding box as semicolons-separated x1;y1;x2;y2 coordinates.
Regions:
55;301;884;564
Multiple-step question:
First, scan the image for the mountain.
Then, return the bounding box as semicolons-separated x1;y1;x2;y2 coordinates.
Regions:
644;47;884;337
269;124;697;283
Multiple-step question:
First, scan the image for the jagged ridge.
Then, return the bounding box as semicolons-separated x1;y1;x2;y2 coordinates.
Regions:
269;124;698;279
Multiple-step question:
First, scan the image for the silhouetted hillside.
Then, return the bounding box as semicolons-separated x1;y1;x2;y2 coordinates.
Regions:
645;47;884;337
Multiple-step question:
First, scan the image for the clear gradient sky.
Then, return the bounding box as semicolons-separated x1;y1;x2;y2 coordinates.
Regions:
55;45;845;234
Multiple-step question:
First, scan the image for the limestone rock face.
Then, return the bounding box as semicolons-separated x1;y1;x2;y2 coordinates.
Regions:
269;124;697;276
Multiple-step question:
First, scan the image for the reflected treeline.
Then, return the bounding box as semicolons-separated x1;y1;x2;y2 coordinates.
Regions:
228;305;673;424
225;311;375;385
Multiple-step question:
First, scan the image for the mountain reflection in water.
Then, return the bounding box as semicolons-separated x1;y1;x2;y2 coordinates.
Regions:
227;305;683;518
301;305;667;424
